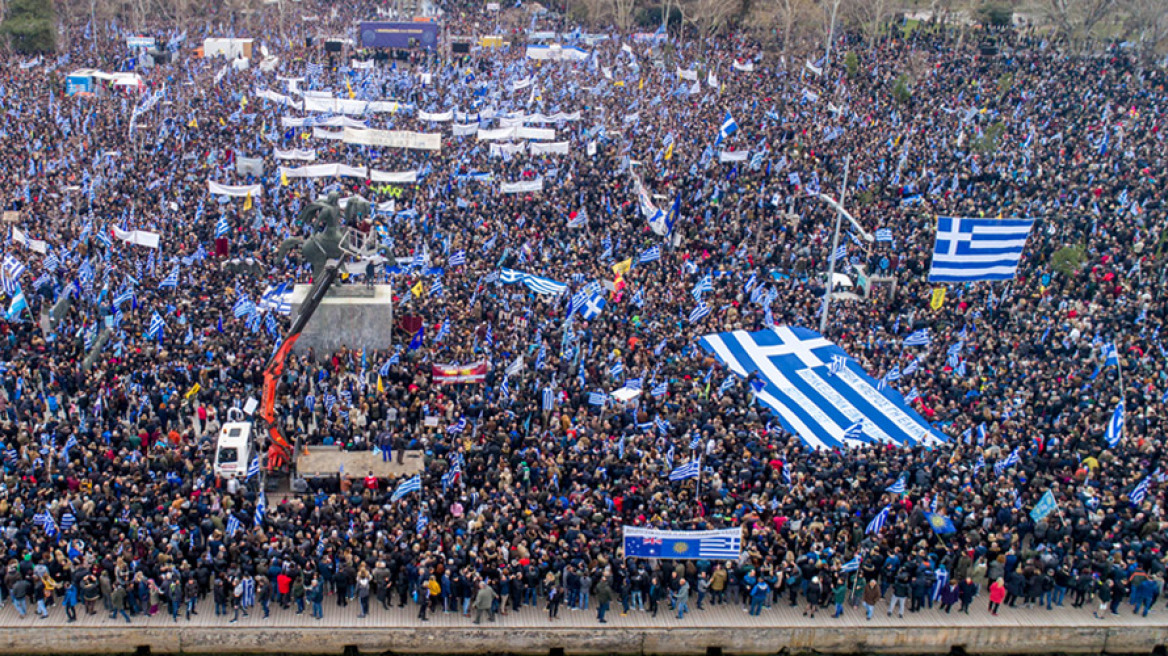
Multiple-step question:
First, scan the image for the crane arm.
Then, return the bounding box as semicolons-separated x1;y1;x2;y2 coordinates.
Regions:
259;260;342;470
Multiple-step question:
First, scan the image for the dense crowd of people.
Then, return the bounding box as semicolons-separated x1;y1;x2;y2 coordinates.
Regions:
0;0;1165;629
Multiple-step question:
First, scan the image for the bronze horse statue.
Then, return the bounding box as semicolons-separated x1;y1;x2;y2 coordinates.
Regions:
276;192;371;277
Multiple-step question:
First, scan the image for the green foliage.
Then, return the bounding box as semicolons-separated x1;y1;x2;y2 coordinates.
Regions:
892;75;912;104
997;73;1014;95
844;52;860;79
976;3;1013;27
0;0;57;53
972;122;1007;153
1051;246;1087;277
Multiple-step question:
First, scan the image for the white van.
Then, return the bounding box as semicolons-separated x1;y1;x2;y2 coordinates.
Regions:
214;409;254;480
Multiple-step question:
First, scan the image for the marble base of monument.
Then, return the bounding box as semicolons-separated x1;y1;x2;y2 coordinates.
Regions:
287;283;393;355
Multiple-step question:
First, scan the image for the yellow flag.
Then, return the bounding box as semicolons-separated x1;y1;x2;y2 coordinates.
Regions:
930;287;946;310
614;80;625;87
638;78;644;91
377;375;384;393
664;142;674;161
612;258;633;277
280;171;289;187
184;383;201;400
240;95;248;108
410;281;424;297
187;118;198;128
345;79;355;100
243;192;253;211
218;117;226;126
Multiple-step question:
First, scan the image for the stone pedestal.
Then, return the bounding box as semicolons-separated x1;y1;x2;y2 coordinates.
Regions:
288;283;393;356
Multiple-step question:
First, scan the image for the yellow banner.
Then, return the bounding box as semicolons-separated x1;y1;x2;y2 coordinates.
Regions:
930;287;946;310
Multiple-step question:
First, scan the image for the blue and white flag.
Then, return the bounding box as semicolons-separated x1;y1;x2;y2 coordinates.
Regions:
875;228;893;242
842;420;864;442
689;302;711;323
639;245;661;263
226;514;241;538
215;215;230;239
1129;475;1152;506
651;381;668;397
1101;342;1119;367
148;311;165;339
247;455;261;479
865;505;891;534
715;111;738;145
580;292;606;320
449;250;467;266
391;474;422;501
669;459;701;481
840;553;862;573
253;493;266;527
928;216;1035;282
499;268;568;295
886;474;907;494
903;329;931;347
622;526;741;560
1105;401;1124;448
699;327;945;450
447;416;467;433
158;266;179;289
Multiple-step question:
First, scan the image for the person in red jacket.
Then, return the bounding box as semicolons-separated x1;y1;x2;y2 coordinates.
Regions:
988;578;1007;615
277;571;293;610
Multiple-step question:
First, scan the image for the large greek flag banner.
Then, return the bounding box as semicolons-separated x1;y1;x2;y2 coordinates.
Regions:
623;526;742;561
699;327;946;450
928;216;1035;282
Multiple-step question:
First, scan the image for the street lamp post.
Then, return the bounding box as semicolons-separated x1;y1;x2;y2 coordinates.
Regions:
814;156;872;334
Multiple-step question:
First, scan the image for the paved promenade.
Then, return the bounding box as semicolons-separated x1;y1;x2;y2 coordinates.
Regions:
0;594;1164;654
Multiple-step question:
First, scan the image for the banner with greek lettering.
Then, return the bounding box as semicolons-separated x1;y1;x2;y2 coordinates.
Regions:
111;226;161;249
529;141;570;155
418;109;455;122
341;128;442;151
312;127;345;140
369;169;418;184
278;163;369;179
452;123;479;136
698;327;946;450
273;148;317;161
208;181;262;197
489;142;527;158
281;115;366;128
500;178;544;194
623;526;742;560
677;67;698;81
719;150;749;163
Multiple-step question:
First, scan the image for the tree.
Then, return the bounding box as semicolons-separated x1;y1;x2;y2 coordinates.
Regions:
1;0;57;53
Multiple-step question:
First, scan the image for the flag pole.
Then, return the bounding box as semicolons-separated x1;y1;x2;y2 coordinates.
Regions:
818;155;850;333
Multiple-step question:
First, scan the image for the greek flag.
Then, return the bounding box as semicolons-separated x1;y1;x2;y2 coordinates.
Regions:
580;292;606;320
689;302;711;323
391;474;422;501
994;448;1021;475
840;553;862;573
830;245;847;262
226;514;241;538
1130;475;1152;505
624;377;642;391
259;284;292;315
253;493;266;526
886;474;907;494
639;245;661;263
416;513;429;533
2;258;25;290
928;216;1036;282
1105;401;1124;448
449;250;466;266
875;228;893;242
699;327;945;450
692;274;714;298
246;454;261;479
430;279;444;296
148;311;165;339
716;111;738;145
588;391;607;406
215;215;230;238
865;505;890;534
448;416;467;433
499;268;568;295
669;459;701;481
655;415;671;434
718;376;735;394
651;381;668;397
1101;342;1119;367
158;266;179;289
233;297;256;318
609;361;624;378
903;329;931;347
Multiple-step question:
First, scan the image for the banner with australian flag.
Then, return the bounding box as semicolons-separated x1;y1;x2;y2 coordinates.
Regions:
622;526;743;561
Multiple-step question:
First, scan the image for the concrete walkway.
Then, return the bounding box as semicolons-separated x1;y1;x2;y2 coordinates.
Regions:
0;594;1164;654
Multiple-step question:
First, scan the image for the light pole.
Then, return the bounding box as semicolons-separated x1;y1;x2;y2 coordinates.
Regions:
814;156;872;333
